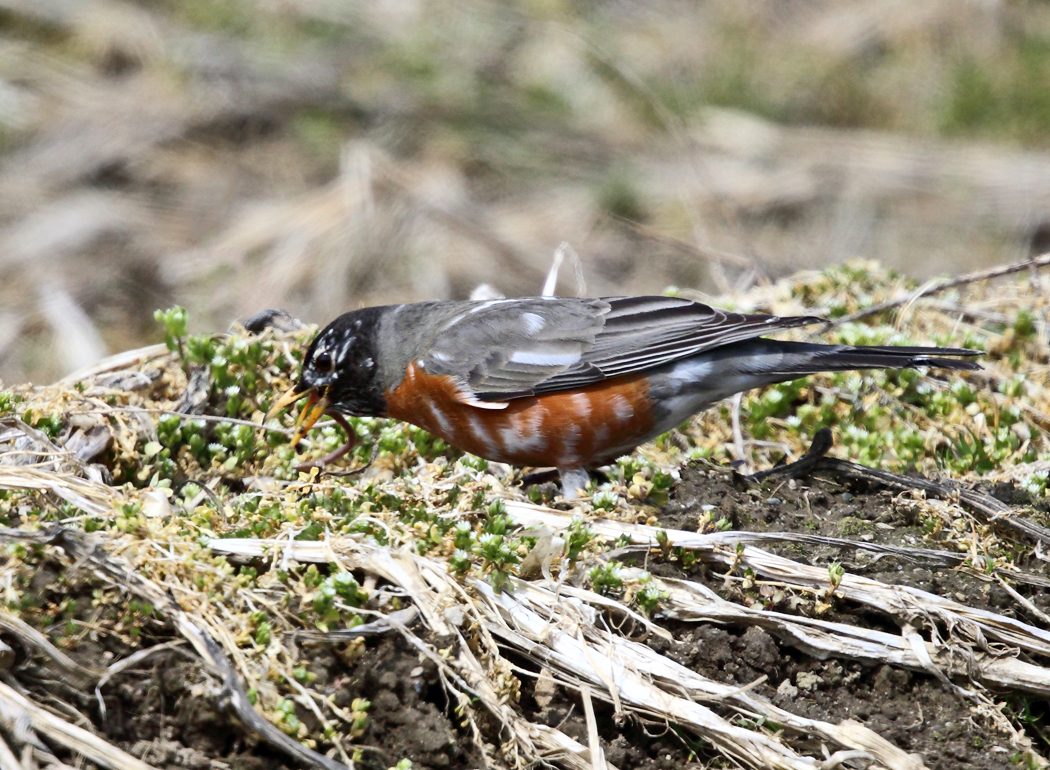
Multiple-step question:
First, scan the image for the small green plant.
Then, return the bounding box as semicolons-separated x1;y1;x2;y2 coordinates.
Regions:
274;698;301;736
565;517;598;562
1024;471;1049;499
458;454;488;472
254;619;272;647
828;562;845;592
155;306;189;363
309;570;369;628
350;697;370;738
453;521;476;550
589;563;623;595
449;549;473;576
31;413;63;440
0;391;20;415
474;533;520;592
482;508;511;536
634;573;667;615
591;487;618;511
656;528;671;554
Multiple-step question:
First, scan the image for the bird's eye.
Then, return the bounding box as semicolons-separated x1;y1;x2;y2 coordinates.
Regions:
314;351;334;371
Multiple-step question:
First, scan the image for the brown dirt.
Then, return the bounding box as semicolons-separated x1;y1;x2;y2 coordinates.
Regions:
495;462;1050;769
10;461;1049;769
299;636;485;770
9;562;482;770
641;462;1050;769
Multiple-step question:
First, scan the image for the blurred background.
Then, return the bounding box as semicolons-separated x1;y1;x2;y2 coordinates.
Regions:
2;0;1050;384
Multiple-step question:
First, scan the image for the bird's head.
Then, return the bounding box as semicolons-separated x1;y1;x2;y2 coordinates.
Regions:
265;307;386;443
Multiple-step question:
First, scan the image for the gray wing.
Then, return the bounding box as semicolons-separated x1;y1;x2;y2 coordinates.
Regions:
422;296;821;403
420;297;608;404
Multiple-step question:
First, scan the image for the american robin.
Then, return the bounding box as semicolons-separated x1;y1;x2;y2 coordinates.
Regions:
267;296;979;495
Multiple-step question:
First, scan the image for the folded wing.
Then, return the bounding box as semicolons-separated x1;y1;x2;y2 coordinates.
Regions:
422;296;824;403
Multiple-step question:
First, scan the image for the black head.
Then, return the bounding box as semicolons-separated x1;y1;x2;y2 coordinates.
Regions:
298;306;386;416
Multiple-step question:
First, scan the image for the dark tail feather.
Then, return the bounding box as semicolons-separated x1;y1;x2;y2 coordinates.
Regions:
767;341;982;375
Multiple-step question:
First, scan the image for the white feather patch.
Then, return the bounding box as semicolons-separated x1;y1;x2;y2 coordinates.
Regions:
456;386;509;409
609;394;634;422
429;403;454;435
521;312;546;335
466;413;498;454
509;350;579;366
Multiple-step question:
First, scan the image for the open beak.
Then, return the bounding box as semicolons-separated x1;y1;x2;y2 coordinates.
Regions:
266;385;330;447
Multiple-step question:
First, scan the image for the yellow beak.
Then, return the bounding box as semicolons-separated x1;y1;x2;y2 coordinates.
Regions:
265;385;330;446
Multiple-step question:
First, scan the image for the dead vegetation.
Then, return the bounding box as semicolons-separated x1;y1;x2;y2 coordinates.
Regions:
0;258;1047;768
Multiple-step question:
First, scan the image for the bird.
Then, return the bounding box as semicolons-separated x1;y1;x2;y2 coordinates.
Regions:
266;295;980;496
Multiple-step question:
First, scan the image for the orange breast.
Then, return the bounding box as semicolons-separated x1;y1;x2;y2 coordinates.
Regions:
384;362;654;468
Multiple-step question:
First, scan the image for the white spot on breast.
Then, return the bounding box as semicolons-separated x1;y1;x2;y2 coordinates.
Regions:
509;351;579;366
559;424;582;465
500;408;547;454
521;312;545;335
466;414;498;455
570;392;591;419
610;394;634;422
429;403;453;436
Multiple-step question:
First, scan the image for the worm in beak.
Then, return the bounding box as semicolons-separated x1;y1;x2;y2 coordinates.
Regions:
266;386;330;446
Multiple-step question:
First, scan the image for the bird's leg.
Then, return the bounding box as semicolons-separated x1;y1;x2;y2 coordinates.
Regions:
558;467;590;499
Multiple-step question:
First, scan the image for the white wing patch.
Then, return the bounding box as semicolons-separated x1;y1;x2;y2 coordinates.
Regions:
521;312;546;335
457;387;509;410
509;351;580;366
